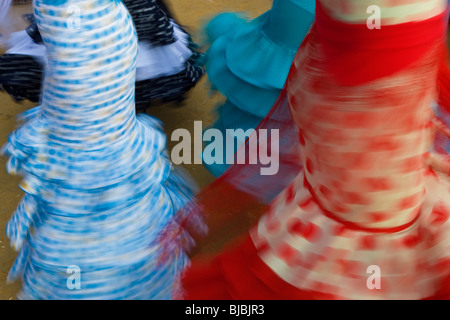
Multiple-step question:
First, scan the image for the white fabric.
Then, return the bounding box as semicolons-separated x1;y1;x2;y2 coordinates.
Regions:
135;22;192;81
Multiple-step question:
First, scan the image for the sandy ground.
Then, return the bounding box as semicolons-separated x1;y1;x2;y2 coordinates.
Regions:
0;0;272;299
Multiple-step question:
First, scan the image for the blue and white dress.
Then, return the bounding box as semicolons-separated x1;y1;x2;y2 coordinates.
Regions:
1;0;201;299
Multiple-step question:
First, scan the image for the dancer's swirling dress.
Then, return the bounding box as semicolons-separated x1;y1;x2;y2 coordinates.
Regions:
2;0;199;299
0;0;204;107
180;0;450;300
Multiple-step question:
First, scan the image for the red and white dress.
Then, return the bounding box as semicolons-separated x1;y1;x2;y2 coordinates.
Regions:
179;0;450;300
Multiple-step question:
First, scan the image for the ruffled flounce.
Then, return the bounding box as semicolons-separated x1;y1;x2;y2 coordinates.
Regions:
4;22;194;82
135;61;205;106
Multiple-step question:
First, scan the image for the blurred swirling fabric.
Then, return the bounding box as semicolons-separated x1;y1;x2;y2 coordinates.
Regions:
1;0;201;299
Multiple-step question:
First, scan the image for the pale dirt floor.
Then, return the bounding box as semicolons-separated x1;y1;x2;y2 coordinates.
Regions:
0;0;271;299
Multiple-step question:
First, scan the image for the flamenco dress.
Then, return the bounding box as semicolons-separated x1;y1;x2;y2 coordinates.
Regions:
1;0;201;299
177;0;450;300
0;0;205;109
201;0;315;177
